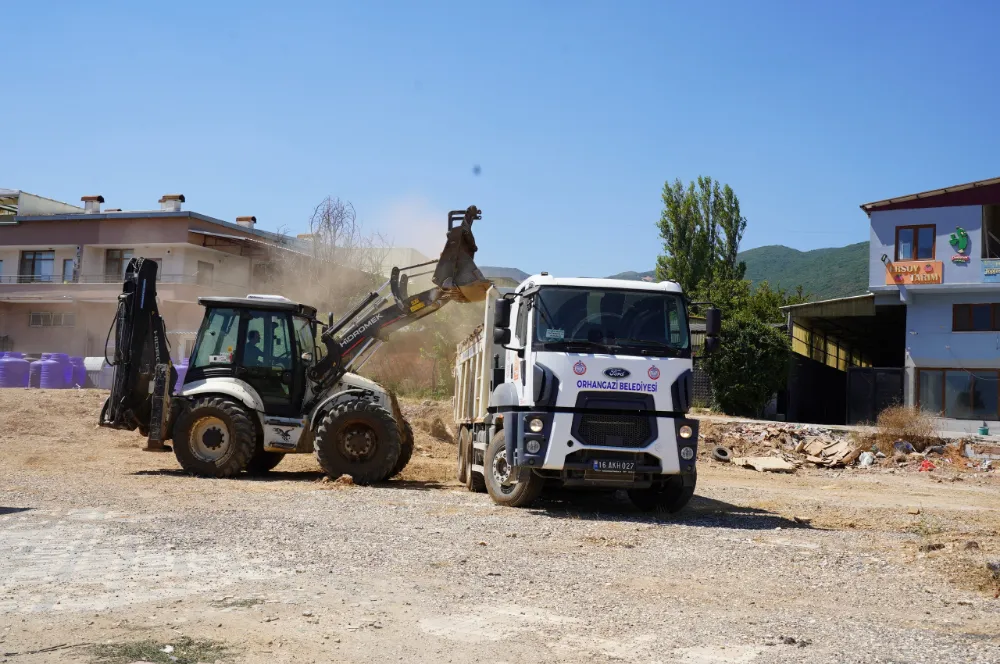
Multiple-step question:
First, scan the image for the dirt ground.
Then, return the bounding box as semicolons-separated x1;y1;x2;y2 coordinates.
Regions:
2;390;999;663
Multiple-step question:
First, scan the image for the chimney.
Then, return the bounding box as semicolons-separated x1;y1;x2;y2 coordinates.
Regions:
81;195;104;213
159;193;185;212
236;215;257;228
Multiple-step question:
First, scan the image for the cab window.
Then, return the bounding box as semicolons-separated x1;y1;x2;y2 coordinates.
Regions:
190;308;240;368
293;317;315;361
241;310;293;369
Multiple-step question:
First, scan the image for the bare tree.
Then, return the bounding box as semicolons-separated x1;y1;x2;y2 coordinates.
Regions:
257;197;392;316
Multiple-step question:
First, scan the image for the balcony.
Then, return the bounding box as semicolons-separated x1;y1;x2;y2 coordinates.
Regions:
0;273;251;302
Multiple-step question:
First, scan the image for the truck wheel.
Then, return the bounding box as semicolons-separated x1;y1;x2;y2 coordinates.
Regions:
314;400;401;485
465;431;487;493
172;397;255;478
387;419;415;478
628;473;696;514
484;431;542;507
457;428;470;484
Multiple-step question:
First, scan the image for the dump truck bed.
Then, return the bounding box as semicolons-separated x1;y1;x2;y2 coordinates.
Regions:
453;285;511;425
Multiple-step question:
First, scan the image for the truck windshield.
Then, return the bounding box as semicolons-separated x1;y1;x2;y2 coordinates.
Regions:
532;287;689;355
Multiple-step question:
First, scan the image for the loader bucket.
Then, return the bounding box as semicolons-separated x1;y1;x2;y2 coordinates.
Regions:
432;205;491;303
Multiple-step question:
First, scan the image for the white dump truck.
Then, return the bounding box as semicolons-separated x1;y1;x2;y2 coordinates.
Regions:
454;274;720;511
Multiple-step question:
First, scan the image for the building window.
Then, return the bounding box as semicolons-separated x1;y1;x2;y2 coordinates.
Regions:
196;261;215;286
28;312;76;327
104;249;135;280
895;225;935;261
19;251;55;283
952;303;1000;331
918;368;1000;420
62;259;74;283
984;206;1000;258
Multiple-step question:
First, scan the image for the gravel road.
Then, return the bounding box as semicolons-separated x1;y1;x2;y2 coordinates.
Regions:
1;390;999;663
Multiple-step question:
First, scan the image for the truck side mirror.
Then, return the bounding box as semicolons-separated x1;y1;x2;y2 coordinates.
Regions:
494;327;511;345
705;307;721;337
704;336;720;355
494;297;512;327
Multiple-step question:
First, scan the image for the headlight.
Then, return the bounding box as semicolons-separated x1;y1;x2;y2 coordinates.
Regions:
528;418;544;433
679;425;693;439
526;439;541;454
680;446;695;460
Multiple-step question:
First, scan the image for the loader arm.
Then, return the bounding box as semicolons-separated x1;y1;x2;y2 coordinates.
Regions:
309;205;492;389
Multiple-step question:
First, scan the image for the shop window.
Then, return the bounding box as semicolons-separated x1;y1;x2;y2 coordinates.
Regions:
984;206;1000;258
895;225;935;261
919;368;1000;420
953;303;1000;332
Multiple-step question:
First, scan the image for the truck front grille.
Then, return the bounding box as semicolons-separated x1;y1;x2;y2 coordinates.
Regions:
576;413;652;448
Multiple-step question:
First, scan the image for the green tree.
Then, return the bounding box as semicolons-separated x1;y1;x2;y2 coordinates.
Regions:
705;312;790;417
656;176;747;293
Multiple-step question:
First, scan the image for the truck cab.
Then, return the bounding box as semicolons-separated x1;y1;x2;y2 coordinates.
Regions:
455;275;720;511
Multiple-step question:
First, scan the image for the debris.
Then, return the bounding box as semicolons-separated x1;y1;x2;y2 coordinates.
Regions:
965;541;981;550
924;445;945;455
733;457;796;473
987;562;1000;581
919;543;945;552
792;516;811;525
908;507;921;515
858;451;875;468
918;459;936;472
711;445;733;463
957;599;974;606
894;440;916;454
161;645;174;653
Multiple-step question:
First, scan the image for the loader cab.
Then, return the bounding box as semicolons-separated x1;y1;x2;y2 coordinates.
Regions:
185;296;319;417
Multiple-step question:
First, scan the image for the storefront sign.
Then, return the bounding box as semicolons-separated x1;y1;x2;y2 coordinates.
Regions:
950;227;970;264
983;259;1000;282
884;260;943;285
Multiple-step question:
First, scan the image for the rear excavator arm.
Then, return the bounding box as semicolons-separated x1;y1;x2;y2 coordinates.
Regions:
309;205;491;390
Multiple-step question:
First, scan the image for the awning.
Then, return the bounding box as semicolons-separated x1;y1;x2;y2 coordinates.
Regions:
190;229;314;259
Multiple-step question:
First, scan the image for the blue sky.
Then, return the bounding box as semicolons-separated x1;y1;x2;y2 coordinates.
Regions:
4;1;1000;277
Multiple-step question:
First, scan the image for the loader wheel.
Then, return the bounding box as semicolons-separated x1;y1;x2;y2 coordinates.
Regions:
484;430;542;507
246;448;285;474
628;472;696;514
314;400;401;485
172;397;255;478
457;427;470;484
386;419;414;479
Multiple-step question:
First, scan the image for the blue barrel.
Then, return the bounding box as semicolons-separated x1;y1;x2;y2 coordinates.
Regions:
0;352;30;388
40;353;68;389
174;357;189;391
29;354;51;388
69;356;87;387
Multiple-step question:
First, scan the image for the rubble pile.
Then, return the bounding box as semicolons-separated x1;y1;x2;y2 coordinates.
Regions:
702;421;999;475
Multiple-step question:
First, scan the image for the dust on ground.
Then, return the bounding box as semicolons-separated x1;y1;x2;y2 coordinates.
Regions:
2;390;999;663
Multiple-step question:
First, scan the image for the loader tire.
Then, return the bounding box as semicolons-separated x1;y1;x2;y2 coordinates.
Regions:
628;472;696;514
386;419;414;478
484;430;542;507
315;400;401;485
172;397;255;478
246;449;285;474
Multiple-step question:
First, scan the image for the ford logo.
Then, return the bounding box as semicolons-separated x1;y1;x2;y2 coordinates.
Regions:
603;367;630;378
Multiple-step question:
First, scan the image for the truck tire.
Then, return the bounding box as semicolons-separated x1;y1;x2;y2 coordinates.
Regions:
465;431;487;493
387;419;414;478
628;473;696;514
172;397;255;478
484;430;543;507
314;399;401;485
457;427;470;484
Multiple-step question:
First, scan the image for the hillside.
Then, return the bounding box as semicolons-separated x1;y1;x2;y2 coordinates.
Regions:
739;242;869;300
606;242;870;301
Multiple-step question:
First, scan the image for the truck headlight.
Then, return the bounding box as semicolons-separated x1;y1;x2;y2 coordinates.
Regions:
528;418;544;433
526;439;541;454
679;425;693;439
680;446;695;460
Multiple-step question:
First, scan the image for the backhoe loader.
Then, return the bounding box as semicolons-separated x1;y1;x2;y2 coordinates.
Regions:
99;205;490;483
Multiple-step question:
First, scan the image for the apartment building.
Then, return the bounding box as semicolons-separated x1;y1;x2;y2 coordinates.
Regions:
0;190;310;360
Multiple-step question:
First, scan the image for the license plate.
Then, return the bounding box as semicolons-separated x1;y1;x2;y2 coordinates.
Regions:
592;460;636;473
